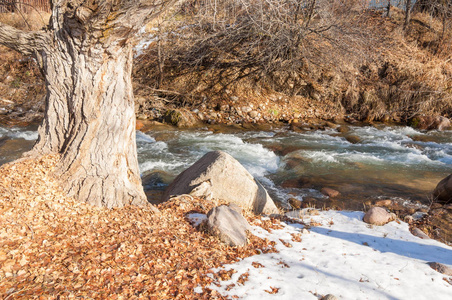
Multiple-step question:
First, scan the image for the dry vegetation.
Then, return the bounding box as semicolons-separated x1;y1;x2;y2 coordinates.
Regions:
0;11;48;125
0;1;452;125
134;1;452;122
0;155;286;299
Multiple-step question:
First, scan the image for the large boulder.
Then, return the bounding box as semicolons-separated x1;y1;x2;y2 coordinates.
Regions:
409;115;451;131
363;207;396;226
163;151;279;214
433;174;452;204
206;205;251;246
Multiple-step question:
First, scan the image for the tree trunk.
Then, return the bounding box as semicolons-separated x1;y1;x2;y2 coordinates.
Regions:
51;44;147;207
404;0;412;30
0;0;176;209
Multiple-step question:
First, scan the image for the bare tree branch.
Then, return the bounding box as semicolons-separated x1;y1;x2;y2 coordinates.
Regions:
0;23;48;55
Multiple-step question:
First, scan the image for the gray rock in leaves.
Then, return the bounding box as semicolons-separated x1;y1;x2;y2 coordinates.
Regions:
207;205;251;247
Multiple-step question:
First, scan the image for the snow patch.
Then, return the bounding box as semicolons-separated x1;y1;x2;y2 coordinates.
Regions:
210;210;452;299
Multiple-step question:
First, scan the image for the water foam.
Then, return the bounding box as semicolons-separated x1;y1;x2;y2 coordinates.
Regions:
0;127;38;141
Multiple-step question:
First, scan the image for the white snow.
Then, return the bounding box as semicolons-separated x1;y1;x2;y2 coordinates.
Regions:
209;210;452;299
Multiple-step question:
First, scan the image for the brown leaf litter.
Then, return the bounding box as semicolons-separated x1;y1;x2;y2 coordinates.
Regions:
0;155;280;299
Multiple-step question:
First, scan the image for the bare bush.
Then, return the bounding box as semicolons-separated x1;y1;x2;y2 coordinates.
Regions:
135;0;369;99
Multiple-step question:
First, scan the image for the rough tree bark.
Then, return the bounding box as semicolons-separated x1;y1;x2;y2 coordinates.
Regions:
0;0;174;208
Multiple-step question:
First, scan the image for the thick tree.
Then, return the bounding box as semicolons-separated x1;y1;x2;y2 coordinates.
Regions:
0;0;174;208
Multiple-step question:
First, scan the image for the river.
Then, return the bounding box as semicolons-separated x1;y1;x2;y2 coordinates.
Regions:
0;123;450;210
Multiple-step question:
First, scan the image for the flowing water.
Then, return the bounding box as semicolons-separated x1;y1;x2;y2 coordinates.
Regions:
1;123;450;210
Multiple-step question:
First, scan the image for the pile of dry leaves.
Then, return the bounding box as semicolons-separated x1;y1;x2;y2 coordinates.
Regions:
0;156;280;299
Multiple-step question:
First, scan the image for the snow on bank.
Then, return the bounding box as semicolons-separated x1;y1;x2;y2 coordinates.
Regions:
209;210;452;299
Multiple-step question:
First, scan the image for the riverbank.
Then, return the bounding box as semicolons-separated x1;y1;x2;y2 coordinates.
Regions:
1;7;452;128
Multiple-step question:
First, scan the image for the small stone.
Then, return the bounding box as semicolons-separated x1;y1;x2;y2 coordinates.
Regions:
404;215;414;224
249;110;259;118
302;228;310;234
242;106;252;113
412;228;430;239
427;262;452;275
411;211;427;221
322;294;338;300
321;188;340;198
363;207;396;226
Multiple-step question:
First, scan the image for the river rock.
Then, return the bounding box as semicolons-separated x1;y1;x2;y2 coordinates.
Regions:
432;174;452;204
163;151;279;214
288;197;302;209
163;109;199;128
337;125;350;133
363;207;396;225
142;170;173;191
409;115;451;131
206;205;251;246
321;187;340;198
325;121;338;129
427;262;452;276
345;135;361;144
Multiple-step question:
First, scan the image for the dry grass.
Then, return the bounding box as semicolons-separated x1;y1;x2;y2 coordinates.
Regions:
0;11;50;30
134;6;452;122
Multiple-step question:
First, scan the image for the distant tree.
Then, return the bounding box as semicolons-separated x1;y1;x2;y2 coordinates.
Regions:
0;0;175;209
404;0;413;30
414;0;452;40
